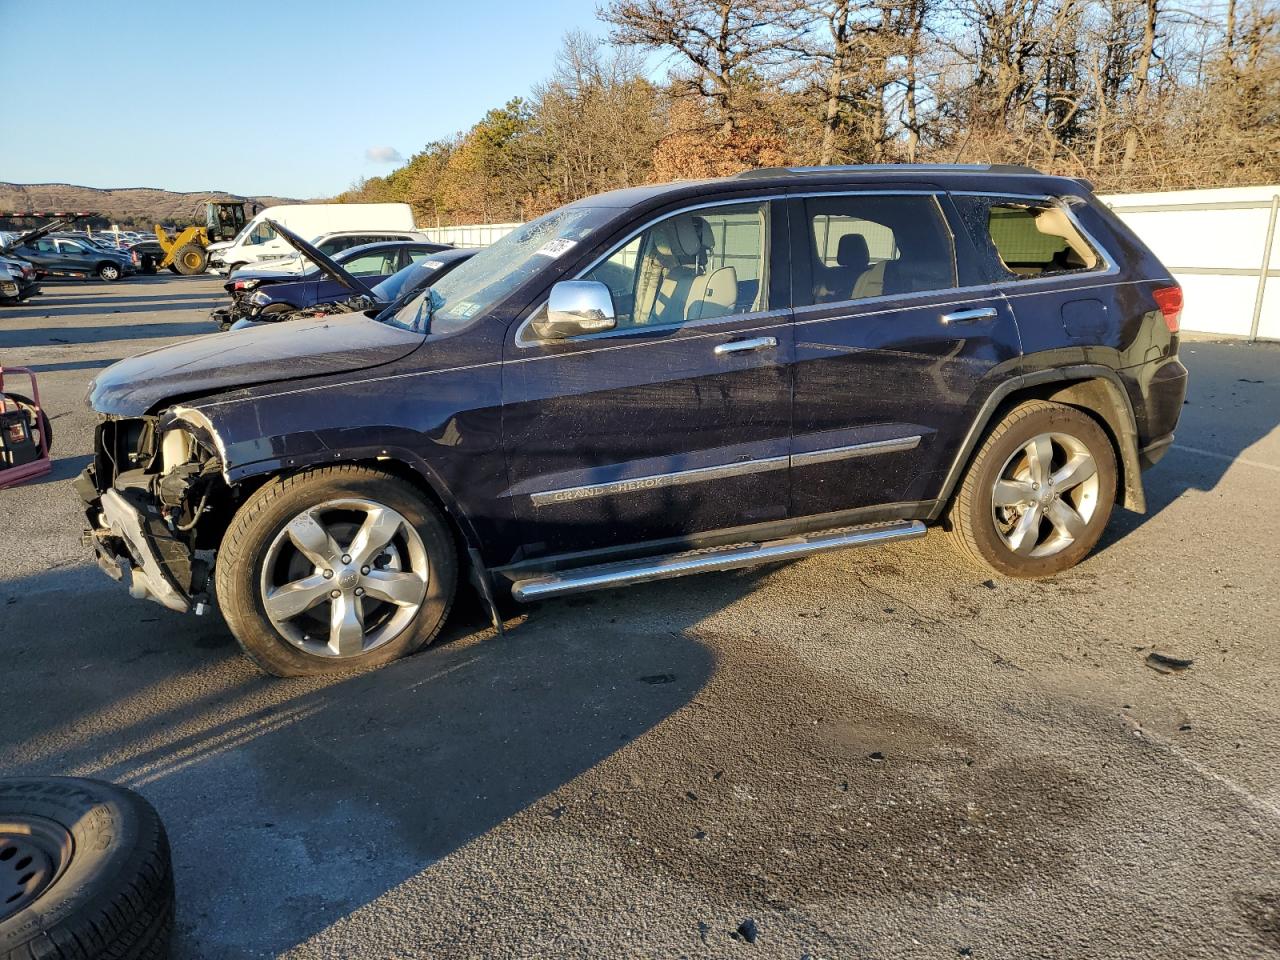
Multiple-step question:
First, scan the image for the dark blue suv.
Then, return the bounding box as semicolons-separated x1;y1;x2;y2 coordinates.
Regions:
79;164;1188;676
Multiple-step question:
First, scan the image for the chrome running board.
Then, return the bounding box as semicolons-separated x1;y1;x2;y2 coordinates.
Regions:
509;520;926;602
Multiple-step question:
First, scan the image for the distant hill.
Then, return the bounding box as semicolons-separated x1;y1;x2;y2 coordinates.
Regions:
0;182;301;229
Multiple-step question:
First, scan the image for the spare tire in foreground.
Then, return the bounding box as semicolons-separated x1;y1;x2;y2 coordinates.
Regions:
0;777;173;960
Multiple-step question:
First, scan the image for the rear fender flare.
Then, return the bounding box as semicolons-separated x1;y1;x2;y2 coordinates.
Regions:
931;364;1145;518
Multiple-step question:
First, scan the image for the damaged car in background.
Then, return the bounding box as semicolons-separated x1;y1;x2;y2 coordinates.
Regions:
225;227;476;330
211;237;452;330
78;165;1187;679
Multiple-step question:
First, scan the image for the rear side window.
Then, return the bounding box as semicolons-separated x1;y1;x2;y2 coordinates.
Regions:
955;196;1103;280
343;251;400;276
796;194;956;307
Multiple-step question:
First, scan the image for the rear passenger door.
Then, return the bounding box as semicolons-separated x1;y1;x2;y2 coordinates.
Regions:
787;190;1022;519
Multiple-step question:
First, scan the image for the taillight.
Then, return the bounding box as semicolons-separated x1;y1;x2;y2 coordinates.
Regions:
1153;285;1182;333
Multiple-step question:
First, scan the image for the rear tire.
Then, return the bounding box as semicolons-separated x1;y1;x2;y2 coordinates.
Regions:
172;244;207;276
0;777;174;960
257;303;295;321
946;400;1117;578
216;465;457;677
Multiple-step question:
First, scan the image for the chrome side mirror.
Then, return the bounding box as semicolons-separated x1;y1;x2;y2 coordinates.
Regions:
532;280;616;340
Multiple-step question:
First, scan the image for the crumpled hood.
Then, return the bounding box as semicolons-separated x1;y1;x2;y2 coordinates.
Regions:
88;314;424;416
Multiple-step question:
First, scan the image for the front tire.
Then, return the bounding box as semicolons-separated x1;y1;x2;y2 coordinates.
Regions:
96;262;121;281
946;400;1117;578
216;465;457;677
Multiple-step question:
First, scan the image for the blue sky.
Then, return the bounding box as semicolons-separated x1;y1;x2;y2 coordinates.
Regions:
0;0;608;198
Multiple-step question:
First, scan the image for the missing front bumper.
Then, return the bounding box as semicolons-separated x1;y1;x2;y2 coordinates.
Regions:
89;488;191;613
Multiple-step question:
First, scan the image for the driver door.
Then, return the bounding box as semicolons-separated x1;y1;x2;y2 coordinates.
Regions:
501;199;794;561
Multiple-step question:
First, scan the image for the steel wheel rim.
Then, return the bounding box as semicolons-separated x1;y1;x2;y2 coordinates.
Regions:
991;431;1099;559
0;816;73;922
182;252;202;270
102;265;118;279
260;498;429;659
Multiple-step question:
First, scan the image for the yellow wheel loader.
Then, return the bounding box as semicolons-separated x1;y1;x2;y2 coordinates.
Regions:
155;200;257;275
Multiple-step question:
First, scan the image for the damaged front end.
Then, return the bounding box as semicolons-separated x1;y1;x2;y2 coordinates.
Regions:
77;408;230;614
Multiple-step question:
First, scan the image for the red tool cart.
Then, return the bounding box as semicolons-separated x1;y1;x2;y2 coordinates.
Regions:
0;367;53;489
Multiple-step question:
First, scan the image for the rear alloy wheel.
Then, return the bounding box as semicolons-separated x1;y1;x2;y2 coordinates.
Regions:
97;262;121;281
217;466;457;676
947;400;1117;578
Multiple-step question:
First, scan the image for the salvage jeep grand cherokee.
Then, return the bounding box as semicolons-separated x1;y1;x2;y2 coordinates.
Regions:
78;165;1188;677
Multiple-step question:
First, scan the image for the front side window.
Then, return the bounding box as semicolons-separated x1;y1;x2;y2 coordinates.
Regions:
985;203;1101;278
581;201;769;331
245;220;275;246
798;194;956;307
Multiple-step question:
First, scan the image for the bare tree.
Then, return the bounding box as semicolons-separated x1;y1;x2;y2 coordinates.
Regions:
601;0;806;132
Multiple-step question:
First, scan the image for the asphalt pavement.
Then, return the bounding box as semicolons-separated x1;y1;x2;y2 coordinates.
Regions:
1;275;1278;959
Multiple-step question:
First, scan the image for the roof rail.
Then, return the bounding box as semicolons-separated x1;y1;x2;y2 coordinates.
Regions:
733;163;1043;179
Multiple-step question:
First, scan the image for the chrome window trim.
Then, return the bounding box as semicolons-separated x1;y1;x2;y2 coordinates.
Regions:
528;434;922;506
512;187;1117;345
791;192;1120;320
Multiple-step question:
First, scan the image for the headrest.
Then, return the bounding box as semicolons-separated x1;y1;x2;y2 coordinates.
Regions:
837;233;869;270
651;215;712;267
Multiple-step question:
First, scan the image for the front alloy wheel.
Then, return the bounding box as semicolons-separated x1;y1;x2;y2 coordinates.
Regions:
261;499;429;659
217;466;457;676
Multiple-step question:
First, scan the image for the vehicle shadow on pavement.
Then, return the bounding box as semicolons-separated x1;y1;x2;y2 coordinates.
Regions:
0;564;743;957
1099;340;1279;550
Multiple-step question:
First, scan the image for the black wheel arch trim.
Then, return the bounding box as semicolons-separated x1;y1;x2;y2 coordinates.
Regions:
929;363;1146;519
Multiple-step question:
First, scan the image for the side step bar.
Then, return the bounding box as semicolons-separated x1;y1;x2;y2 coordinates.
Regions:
509;520;926;602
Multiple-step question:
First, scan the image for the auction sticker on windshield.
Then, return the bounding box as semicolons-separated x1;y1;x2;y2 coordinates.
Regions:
534;238;577;258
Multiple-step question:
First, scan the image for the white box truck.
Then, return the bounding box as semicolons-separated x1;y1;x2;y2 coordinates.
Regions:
206;203;418;274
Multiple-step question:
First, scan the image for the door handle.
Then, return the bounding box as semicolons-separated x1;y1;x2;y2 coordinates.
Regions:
940;307;998;325
714;336;777;356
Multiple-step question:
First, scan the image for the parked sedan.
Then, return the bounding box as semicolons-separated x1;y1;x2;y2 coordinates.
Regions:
229;247;477;330
11;235;135;281
213;241;449;329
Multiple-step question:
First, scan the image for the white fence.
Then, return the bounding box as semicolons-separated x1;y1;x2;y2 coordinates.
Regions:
418;222;521;248
1103;186;1280;341
422;185;1280;340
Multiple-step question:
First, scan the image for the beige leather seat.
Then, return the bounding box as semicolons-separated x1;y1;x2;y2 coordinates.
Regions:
686;266;738;321
633;216;712;325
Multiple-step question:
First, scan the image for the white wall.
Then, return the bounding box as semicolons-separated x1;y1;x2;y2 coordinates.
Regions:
419;222;521;248
1101;185;1280;340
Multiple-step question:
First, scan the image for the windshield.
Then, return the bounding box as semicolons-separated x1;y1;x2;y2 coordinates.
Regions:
385;205;612;335
372;261;429;302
